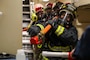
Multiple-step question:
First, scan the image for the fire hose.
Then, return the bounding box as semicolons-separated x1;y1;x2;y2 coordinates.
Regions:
42;51;74;60
30;24;52;60
30;24;52;44
30;24;74;60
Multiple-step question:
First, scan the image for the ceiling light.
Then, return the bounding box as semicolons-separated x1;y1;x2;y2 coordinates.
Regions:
43;0;49;2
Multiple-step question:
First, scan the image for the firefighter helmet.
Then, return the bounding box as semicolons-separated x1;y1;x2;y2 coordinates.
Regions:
35;7;43;13
53;1;63;10
58;9;75;27
34;4;43;13
45;2;53;10
63;3;77;19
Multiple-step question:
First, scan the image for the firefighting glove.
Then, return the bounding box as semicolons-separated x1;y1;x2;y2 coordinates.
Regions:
45;19;65;36
27;25;40;37
46;20;54;26
57;18;62;25
45;19;58;27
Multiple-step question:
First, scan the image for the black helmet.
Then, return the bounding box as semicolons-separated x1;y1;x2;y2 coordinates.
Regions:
58;9;74;27
59;9;74;21
53;1;63;11
45;2;53;10
62;3;77;19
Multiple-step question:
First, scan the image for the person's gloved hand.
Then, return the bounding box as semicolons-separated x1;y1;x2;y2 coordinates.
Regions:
46;20;54;26
45;19;65;36
27;25;40;37
57;18;62;25
45;19;58;27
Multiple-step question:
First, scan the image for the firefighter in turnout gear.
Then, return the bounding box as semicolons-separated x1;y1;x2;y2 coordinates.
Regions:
27;3;78;60
35;7;44;21
42;2;54;22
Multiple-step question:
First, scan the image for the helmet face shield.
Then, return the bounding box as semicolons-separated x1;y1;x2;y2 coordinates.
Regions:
58;9;74;27
59;10;74;22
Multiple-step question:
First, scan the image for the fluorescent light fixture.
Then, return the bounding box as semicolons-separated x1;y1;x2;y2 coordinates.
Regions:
22;0;25;1
0;11;3;16
43;0;49;2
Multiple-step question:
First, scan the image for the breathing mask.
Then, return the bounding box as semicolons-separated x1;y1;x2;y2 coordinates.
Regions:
58;9;74;27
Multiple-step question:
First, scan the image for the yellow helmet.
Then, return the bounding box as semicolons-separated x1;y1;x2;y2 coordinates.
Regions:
31;12;38;22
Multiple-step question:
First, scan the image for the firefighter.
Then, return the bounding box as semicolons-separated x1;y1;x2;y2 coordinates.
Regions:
28;3;78;60
70;26;90;60
35;7;44;21
23;11;38;31
23;6;44;31
42;2;54;21
53;1;64;16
